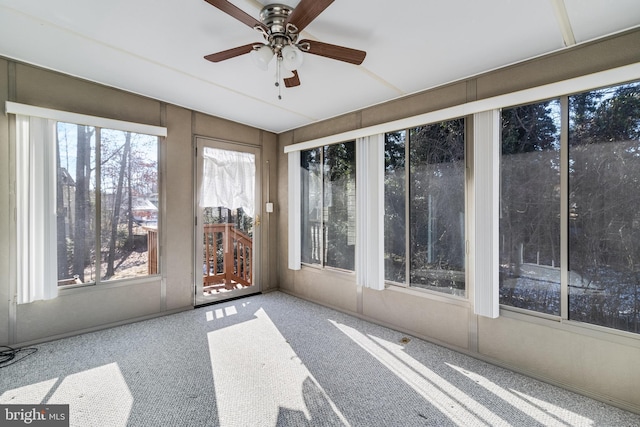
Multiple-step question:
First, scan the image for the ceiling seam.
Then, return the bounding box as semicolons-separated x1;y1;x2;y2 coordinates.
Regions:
297;26;405;96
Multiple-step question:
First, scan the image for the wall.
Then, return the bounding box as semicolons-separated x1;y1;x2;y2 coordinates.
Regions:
276;29;640;413
0;58;10;346
2;25;639;414
0;60;278;346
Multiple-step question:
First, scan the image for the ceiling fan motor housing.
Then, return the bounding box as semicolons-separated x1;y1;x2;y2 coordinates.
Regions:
260;4;293;36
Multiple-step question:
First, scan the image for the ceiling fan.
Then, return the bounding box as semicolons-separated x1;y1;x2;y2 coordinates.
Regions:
203;0;366;96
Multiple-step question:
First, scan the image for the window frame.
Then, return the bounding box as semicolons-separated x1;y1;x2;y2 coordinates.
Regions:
566;82;640;333
285;63;640;335
498;98;563;317
498;81;640;337
57;123;162;288
383;118;469;300
7;102;166;299
299;141;357;272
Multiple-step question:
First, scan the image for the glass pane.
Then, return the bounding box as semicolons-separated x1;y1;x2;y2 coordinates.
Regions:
384;131;407;283
56;123;97;285
100;129;159;281
324;142;356;271
301;148;322;265
569;82;640;333
200;147;255;295
499;100;561;315
409;119;466;296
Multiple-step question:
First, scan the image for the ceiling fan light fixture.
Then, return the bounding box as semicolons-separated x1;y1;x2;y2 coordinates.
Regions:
281;44;304;71
251;45;274;70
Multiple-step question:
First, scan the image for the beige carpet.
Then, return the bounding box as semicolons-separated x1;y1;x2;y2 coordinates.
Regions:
1;291;639;426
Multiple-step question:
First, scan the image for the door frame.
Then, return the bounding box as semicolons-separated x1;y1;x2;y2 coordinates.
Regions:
194;136;262;306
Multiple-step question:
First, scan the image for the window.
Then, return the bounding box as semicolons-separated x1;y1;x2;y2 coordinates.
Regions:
384;131;407;283
12;104;163;303
286;66;640;332
499;100;561;315
497;82;640;334
384;118;466;296
569;82;640;333
300;141;356;270
56;123;160;284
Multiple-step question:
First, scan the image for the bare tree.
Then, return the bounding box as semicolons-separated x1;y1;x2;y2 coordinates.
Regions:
105;132;131;278
56;132;66;280
72;125;94;281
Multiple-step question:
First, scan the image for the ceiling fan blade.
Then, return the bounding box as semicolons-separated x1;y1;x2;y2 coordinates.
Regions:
204;43;256;62
203;0;266;30
287;0;334;32
284;70;301;88
299;39;366;65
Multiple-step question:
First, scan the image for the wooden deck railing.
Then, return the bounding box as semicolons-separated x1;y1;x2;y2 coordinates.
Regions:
145;226;158;275
203;223;252;290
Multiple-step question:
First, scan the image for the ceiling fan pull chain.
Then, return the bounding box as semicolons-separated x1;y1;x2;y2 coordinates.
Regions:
276;57;282;100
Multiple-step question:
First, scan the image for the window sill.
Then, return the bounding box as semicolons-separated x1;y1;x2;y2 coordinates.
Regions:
300;263;356;276
499;305;640;348
384;283;470;308
59;275;161;296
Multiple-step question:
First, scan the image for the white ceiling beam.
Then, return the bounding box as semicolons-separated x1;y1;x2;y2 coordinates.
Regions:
550;0;576;46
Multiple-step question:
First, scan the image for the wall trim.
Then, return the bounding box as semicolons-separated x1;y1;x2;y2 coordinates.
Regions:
283;62;640;153
5;101;167;137
12;306;192;349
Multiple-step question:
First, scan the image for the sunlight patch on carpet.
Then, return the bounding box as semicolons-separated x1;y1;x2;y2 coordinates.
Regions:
0;378;58;404
1;363;132;427
47;363;133;427
331;320;509;427
207;308;348;426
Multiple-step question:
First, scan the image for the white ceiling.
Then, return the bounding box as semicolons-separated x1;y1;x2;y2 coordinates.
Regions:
0;0;639;134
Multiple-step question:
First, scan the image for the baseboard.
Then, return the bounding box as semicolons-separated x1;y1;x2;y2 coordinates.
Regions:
9;306;193;349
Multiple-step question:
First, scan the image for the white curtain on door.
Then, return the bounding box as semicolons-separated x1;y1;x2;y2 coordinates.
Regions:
200;147;255;218
16;115;59;304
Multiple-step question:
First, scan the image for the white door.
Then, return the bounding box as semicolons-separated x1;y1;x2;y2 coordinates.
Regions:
195;138;261;305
